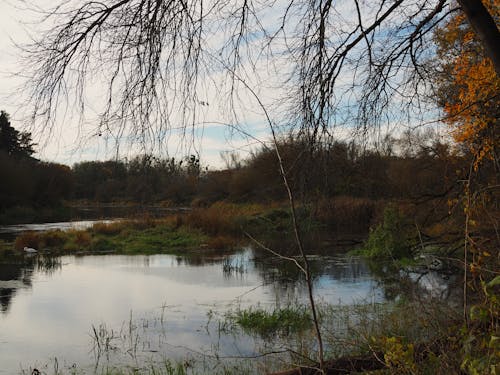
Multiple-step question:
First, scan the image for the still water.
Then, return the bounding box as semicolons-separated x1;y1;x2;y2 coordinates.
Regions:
0;249;387;373
0;248;455;374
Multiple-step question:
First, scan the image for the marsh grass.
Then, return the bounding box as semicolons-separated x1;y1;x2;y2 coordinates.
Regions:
11;220;207;255
313;196;380;233
99;358;256;375
8;200;354;257
226;305;312;337
20;298;464;375
222;256;247;276
0;239;14;256
178;202;268;236
91;323;119;354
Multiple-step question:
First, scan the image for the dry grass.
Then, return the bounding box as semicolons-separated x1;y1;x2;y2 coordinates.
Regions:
73;230;92;247
40;230;66;247
14;231;41;250
179;202;268;237
314;196;381;233
92;221;126;235
207;235;238;249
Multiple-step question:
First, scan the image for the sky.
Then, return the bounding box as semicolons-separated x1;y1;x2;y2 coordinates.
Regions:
0;1;278;169
0;1;449;169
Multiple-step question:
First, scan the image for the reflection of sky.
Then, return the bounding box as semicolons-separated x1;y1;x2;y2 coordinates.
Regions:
0;252;383;373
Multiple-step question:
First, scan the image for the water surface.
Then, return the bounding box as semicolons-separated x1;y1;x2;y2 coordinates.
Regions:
0;249;385;373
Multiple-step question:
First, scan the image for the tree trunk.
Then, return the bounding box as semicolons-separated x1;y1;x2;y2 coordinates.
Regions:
457;0;500;76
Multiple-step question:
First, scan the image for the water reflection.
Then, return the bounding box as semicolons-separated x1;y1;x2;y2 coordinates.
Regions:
0;249;458;374
0;257;61;314
366;259;461;303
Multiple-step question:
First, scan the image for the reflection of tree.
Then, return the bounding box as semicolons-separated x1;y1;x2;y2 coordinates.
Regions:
254;253;372;284
0;262;32;314
0;257;61;314
252;253;376;304
366;260;460;302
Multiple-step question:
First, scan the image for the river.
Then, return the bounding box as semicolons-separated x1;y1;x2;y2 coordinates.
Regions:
0;220;458;374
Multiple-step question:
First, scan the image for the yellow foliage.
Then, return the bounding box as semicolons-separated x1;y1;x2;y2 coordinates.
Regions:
379;336;417;373
437;0;500;167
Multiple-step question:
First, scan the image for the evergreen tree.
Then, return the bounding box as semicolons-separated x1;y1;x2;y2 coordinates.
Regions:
0;111;36;158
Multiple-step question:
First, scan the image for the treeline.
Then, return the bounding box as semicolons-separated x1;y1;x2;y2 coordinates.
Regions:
2;126;470;211
0;153;73;209
72;155;201;203
65;131;466;207
0;105;472;230
200;131;465;204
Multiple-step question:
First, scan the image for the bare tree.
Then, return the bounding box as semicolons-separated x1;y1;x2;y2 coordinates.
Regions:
17;1;499;143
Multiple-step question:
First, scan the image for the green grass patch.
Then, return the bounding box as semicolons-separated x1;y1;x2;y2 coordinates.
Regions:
227;305;312;337
115;226;205;254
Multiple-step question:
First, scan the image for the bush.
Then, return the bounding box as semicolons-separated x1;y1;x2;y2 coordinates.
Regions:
314;196;378;232
359;205;414;259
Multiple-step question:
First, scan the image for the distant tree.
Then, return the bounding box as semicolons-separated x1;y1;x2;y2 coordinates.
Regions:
0;111;36;159
34;163;74;205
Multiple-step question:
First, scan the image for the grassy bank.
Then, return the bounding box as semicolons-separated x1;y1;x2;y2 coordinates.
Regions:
8;219;207;255
3;199;371;256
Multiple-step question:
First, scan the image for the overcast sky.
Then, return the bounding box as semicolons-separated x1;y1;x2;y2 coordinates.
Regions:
0;1;276;168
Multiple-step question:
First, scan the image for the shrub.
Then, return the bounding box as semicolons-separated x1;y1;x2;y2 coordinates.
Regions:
314;196;378;232
359;205;414;259
378;336;417;372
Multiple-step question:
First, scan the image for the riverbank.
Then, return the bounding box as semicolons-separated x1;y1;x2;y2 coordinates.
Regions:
0;202;364;255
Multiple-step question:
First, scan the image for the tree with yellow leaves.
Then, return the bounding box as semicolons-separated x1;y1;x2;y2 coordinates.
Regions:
435;1;499;168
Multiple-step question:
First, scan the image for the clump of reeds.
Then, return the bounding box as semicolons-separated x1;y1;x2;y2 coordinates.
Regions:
179;202;266;237
222;256;246;275
90;323;118;354
91;221;126;235
227;305;312;337
314;196;380;233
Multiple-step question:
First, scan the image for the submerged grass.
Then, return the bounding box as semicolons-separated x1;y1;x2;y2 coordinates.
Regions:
99;359;255;375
